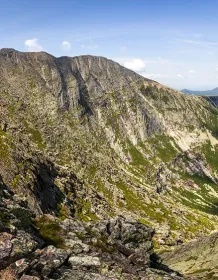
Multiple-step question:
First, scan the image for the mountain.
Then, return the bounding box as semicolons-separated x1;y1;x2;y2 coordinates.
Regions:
181;87;218;95
1;48;218;279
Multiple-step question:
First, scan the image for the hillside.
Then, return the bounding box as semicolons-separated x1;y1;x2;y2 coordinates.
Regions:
1;48;218;278
160;231;218;279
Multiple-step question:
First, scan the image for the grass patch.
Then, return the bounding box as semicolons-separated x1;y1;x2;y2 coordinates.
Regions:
33;216;65;248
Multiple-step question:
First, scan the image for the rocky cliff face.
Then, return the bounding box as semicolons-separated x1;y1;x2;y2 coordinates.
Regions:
1;48;218;279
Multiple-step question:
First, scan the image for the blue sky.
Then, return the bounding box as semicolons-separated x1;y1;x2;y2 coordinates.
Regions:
1;0;218;90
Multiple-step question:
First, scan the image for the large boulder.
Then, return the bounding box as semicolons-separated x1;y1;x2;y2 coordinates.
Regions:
29;246;71;277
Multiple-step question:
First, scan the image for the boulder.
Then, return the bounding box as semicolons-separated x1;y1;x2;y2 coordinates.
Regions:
20;276;41;280
68;255;101;267
30;245;71;276
0;232;13;269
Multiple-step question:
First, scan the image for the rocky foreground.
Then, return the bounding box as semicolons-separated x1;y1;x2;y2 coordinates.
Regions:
0;178;188;280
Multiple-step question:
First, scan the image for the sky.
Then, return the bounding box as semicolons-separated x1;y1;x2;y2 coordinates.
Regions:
1;0;218;90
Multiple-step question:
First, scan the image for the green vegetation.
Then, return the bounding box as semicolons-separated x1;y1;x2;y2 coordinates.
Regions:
92;234;115;253
0;129;11;166
27;127;46;150
202;104;218;138
75;199;99;222
201;140;218;171
33;216;65;248
57;203;69;220
94;178;114;203
128;144;150;166
147;134;180;162
11;174;21;189
139;84;159;100
192;268;212;275
116;180;173;225
23;121;46;150
176;172;218;215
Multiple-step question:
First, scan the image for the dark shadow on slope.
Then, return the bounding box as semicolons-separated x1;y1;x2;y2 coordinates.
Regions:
207;202;218;215
33;162;65;213
150;253;184;277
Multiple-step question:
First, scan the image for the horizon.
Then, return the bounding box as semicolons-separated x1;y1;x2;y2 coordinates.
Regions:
1;0;218;91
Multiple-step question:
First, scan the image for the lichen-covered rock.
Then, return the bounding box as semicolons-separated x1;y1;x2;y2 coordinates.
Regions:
10;231;39;259
0;230;40;271
0;232;13;268
20;276;40;280
68;256;101;267
13;258;30;275
30;246;71;277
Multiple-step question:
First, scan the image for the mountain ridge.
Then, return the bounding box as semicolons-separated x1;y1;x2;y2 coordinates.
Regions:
1;49;218;278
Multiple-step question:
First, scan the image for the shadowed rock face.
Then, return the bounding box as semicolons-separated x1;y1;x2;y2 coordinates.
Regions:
203;95;218;107
0;49;218;278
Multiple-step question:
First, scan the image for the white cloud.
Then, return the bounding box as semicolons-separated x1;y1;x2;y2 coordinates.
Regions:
188;70;196;73
115;57;170;74
215;67;218;72
122;58;146;72
25;38;43;52
177;74;184;79
62;41;71;50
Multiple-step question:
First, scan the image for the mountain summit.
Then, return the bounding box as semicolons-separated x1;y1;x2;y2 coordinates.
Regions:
1;50;218;279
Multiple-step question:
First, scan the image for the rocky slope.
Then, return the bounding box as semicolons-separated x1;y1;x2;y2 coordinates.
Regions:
160;230;218;279
0;177;187;279
1;48;218;278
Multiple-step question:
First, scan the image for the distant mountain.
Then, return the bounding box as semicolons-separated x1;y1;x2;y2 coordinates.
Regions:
181;87;218;95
